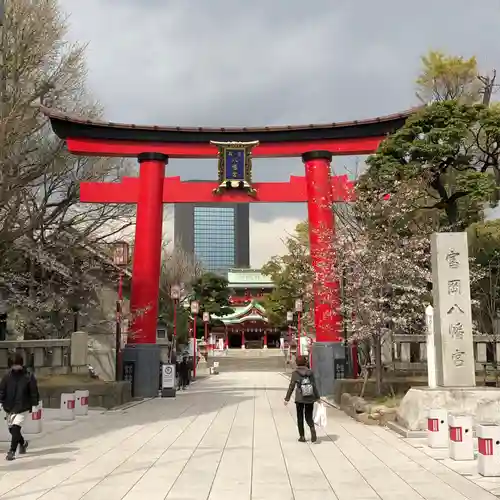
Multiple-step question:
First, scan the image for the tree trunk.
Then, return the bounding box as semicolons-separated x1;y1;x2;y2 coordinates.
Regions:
480;70;496;107
445;200;459;228
373;334;383;396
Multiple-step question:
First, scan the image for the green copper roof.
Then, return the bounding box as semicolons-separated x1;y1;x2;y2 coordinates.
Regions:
214;300;268;324
227;269;274;286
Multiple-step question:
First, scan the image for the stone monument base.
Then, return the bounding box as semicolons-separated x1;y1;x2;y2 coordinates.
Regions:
122;343;161;399
311;341;346;397
396;386;500;431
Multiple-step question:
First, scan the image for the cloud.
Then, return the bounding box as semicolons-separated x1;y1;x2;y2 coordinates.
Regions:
250;216;303;268
59;0;500;263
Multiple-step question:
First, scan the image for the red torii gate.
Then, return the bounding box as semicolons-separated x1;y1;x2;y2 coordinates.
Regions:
41;106;412;397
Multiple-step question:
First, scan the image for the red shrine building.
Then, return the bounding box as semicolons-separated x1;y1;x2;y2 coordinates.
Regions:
212;269;281;349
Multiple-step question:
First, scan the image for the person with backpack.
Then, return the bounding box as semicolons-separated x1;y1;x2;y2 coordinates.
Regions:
284;355;320;442
0;354;39;461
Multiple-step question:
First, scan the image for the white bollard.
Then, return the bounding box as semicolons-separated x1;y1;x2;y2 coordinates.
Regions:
448;414;474;461
0;414;10;442
59;393;76;421
74;390;89;416
477;424;500;476
427;409;448;448
24;403;43;434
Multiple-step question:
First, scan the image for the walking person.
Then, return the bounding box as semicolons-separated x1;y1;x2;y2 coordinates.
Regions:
0;354;39;460
178;356;189;390
284;355;320;443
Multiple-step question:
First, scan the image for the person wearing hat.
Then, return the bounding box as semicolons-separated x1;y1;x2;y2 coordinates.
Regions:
0;354;39;461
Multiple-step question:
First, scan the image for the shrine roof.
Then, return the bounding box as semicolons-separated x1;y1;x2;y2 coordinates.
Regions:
40;105;419;144
214;300;268;324
228;269;274;287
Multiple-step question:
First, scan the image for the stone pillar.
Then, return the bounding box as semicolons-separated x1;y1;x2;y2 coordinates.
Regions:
431;232;475;387
70;331;88;374
425;304;437;389
241;330;245;349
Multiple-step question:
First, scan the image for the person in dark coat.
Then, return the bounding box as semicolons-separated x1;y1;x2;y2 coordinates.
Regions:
284;355;320;442
0;354;39;460
178;356;189;390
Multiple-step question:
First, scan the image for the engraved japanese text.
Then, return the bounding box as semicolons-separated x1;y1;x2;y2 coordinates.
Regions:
449;322;465;340
447;280;461;295
451;349;466;367
446;249;460;269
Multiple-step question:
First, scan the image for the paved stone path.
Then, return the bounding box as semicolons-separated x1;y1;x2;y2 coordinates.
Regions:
0;371;497;499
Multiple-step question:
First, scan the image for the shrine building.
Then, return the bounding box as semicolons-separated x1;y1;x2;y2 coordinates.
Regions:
213;269;282;349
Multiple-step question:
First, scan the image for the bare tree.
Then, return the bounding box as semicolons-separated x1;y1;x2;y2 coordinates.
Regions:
0;0;134;337
159;242;203;300
157;242;203;344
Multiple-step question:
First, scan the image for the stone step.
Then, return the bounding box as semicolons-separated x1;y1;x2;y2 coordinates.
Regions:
210;355;288;372
222;348;285;358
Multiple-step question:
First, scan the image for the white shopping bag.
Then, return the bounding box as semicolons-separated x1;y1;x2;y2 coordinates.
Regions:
313;402;327;428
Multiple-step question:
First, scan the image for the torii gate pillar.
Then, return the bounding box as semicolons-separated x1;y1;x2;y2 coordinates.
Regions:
122;152;168;398
303;150;345;396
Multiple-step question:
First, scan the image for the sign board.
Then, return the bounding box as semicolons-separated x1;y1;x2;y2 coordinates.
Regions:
112;242;129;266
431;232;475;387
185;339;195;357
300;336;309;355
213;361;219;368
161;364;176;389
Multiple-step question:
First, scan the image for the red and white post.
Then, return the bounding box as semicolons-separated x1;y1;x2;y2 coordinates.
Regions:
60;393;76;421
75;390;89;416
448;414;474;461
427;409;448;448
477;423;500;476
24;403;43;434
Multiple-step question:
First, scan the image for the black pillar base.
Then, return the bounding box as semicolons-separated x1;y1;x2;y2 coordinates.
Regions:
311;342;346;397
122;343;161;398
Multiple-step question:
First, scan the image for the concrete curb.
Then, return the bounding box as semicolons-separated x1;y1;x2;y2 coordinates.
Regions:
106;397;155;412
386;420;427;438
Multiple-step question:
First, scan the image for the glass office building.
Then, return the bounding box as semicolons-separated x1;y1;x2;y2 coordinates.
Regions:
174;198;250;276
193;207;236;275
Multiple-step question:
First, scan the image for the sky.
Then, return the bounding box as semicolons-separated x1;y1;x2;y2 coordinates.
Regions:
60;0;500;267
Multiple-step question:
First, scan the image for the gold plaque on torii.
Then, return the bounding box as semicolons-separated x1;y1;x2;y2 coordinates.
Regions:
211;140;259;197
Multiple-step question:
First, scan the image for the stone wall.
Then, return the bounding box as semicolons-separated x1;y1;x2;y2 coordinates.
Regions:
39;380;132;409
0;331;88;376
386;333;500;372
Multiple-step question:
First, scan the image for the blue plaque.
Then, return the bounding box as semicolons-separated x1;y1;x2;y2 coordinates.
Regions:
211;140;259;196
225;149;245;181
